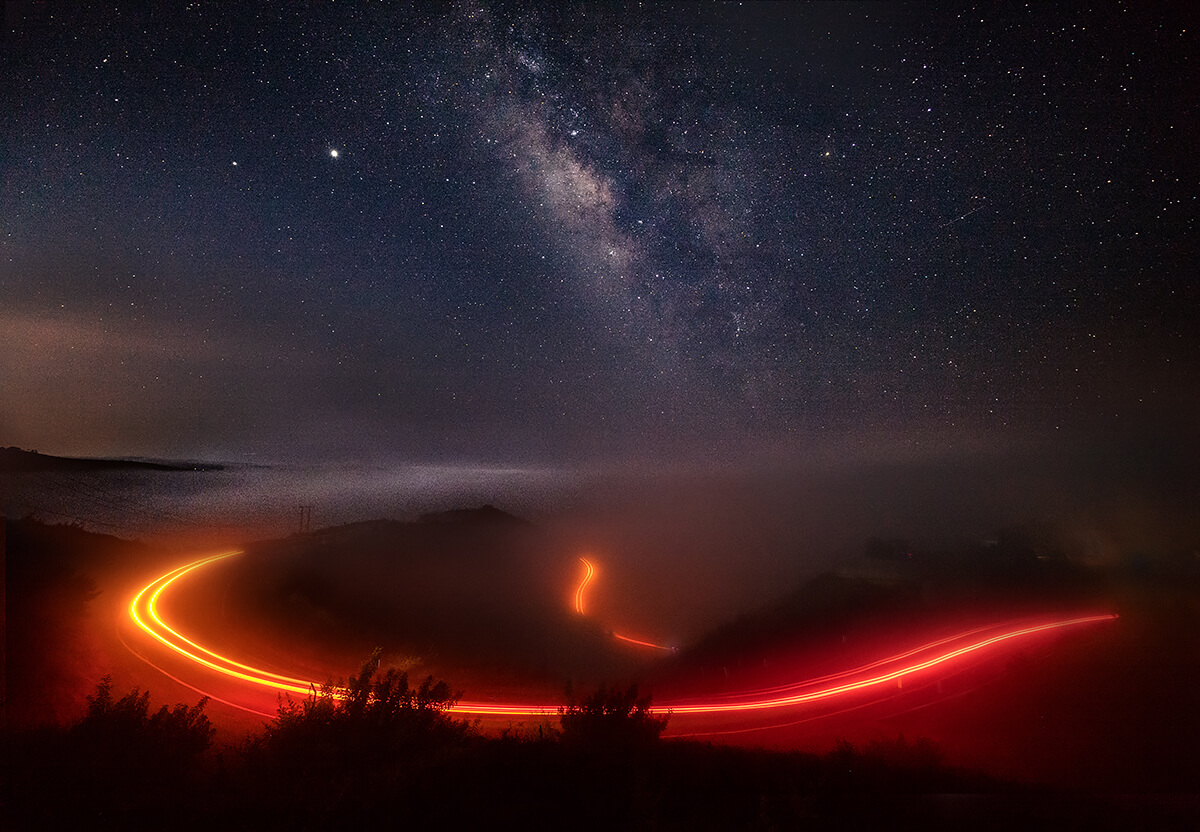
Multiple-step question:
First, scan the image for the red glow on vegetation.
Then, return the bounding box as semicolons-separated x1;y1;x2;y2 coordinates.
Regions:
128;552;1117;721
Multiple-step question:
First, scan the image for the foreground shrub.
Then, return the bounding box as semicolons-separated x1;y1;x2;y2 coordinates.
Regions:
256;649;470;771
5;676;215;828
558;684;669;748
71;675;215;768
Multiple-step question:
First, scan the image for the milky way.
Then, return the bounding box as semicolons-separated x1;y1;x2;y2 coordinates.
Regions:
1;2;1195;465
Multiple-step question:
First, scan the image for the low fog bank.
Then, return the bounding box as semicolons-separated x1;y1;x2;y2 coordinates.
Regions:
0;461;575;545
543;437;1199;641
227;507;651;694
5;436;1196;643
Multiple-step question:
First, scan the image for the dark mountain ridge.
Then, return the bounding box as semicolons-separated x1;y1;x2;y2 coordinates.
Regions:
1;446;223;472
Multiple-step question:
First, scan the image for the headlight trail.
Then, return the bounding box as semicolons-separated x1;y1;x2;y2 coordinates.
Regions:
128;552;1117;720
697;619;1030;703
613;632;675;650
129;551;320;696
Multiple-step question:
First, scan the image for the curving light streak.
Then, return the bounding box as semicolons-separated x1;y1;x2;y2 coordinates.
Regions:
666;614;1118;714
573;556;674;651
574;557;595;614
613;632;675;651
699;620;1021;704
129;551;319;696
129;552;1117;720
130;551;559;715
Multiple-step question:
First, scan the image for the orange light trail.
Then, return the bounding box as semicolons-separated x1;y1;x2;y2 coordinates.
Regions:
574;556;594;614
130;551;559;716
573;556;674;651
129;551;319;696
128;552;1117;720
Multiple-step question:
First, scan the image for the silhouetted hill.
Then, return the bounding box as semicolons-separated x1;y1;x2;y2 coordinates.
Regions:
5;517;152;726
231;508;651;690
663;572;921;682
658;532;1110;693
1;446;223;472
417;503;530;526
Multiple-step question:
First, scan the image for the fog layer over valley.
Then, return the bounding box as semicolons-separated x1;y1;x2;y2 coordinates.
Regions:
6;437;1195;645
226;509;651;696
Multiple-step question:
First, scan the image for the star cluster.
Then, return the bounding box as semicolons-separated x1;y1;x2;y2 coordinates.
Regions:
1;2;1195;464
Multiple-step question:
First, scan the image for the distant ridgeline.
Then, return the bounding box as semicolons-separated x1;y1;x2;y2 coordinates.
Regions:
1;447;223;473
417;504;530;526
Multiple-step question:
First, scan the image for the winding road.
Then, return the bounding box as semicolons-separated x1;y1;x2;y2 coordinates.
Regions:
127;550;1117;721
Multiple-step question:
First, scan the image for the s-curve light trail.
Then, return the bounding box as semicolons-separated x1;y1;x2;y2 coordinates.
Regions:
129;551;1118;721
574;557;675;652
574;556;595;614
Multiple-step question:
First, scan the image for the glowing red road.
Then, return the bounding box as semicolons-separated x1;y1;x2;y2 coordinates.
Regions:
129;551;1117;720
665;613;1118;714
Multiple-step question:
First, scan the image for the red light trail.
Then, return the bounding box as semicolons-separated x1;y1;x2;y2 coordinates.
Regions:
665;613;1117;714
128;551;1117;720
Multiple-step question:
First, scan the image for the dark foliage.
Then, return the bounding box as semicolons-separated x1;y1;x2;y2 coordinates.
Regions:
73;675;215;765
7;674;1195;830
558;683;670;748
252;649;469;774
58;675;216;810
234;651;472;827
5;677;214;829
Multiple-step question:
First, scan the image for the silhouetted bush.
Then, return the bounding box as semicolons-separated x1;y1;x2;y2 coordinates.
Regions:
3;675;1052;830
4;677;215;829
558;683;669;748
822;735;954;794
255;649;470;772
71;675;215;770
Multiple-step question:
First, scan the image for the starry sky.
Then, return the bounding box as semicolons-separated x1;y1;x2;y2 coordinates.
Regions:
2;1;1196;468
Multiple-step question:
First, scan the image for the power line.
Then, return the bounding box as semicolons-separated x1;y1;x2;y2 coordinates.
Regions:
298;505;313;534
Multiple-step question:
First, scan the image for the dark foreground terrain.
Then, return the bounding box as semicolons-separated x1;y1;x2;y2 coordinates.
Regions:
5;516;1199;828
7;667;1196;831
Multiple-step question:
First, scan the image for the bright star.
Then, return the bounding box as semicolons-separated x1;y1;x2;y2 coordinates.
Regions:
329;148;339;158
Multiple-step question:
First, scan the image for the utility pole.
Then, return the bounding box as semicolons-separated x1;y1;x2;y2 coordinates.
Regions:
298;505;313;534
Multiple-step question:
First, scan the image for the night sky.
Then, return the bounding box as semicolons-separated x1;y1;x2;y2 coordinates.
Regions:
3;1;1196;467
